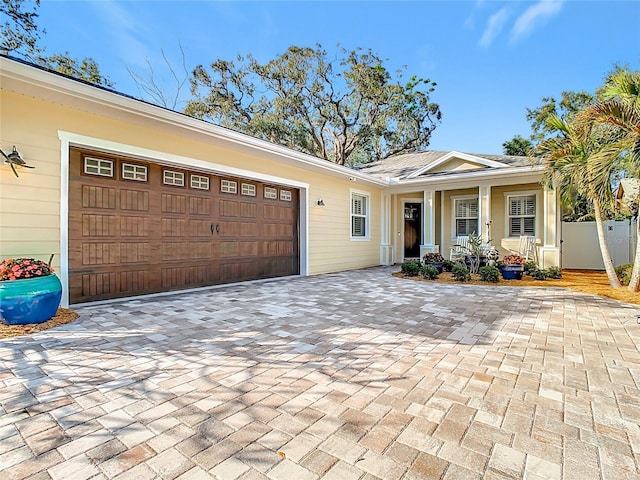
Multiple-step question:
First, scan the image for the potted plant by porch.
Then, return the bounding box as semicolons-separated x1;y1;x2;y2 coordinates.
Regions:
499;254;526;280
422;252;445;273
0;257;62;325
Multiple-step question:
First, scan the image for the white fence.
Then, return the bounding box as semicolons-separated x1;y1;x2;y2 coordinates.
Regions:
562;220;637;269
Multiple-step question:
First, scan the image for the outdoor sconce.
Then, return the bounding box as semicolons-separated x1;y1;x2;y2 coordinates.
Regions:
316;198;326;207
1;146;34;177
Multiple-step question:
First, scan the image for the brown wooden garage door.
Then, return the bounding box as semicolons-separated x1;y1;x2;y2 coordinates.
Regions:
68;148;299;303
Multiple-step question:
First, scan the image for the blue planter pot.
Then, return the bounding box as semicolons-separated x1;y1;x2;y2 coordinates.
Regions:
425;262;444;273
500;265;524;280
0;275;62;325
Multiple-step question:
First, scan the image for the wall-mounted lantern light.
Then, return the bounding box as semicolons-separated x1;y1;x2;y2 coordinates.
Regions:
1;146;34;177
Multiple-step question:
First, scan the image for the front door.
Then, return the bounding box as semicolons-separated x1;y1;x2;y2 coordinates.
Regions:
404;203;421;258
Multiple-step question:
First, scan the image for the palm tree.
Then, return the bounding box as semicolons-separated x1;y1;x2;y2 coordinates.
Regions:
579;67;640;291
537;115;622;288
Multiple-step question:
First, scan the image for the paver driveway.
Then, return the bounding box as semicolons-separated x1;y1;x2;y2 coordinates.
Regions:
1;267;639;480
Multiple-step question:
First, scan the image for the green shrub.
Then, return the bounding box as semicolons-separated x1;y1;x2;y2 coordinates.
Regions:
529;268;549;280
442;260;454;272
479;265;500;283
546;266;562;279
401;261;420;276
615;263;633;286
421;264;439;280
524;261;538;275
451;265;471;282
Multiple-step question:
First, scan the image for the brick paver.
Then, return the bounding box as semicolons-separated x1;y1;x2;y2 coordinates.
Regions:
1;267;639;479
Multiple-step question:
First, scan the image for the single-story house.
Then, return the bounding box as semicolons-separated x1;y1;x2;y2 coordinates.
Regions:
0;56;560;307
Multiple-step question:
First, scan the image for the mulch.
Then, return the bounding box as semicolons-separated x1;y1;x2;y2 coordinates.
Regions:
0;308;79;339
393;269;640;306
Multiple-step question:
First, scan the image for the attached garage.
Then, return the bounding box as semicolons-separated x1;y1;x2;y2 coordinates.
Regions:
68;147;299;303
2;57;386;308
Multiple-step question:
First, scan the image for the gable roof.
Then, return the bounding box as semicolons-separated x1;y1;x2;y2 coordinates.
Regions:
357;150;537;181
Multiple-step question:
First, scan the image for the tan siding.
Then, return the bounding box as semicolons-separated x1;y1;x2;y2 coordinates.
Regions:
429;159;485;173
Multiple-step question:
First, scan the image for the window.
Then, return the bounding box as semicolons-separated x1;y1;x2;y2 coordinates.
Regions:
264;187;278;199
351;191;369;239
84;157;113;177
190;174;209;190
241;183;256;196
280;190;292;201
163;170;184;186
454;197;478;236
508;194;536;236
221;179;237;194
122;163;147;181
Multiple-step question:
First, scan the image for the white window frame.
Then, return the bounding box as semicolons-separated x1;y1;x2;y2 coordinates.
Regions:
505;190;539;237
350;189;370;241
122;163;147;182
84;157;113;177
280;189;292;201
163;169;185;187
221;179;237;194
190;174;210;190
241;183;256;196
264;186;278;199
451;195;479;238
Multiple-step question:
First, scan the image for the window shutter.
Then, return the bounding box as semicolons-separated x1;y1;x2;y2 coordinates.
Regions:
352;217;365;236
524;197;535;215
510;218;521;236
352;195;365;215
523;217;535;235
469;219;478;235
510;198;522;216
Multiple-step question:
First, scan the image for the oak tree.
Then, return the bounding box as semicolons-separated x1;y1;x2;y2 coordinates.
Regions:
186;45;441;166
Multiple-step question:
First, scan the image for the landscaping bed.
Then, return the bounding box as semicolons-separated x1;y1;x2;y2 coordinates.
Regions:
394;269;640;305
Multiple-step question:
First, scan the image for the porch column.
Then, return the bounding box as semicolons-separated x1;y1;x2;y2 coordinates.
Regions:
379;192;393;265
420;189;438;256
478;185;492;243
539;185;561;267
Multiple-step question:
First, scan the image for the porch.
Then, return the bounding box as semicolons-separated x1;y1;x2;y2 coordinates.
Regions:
379;183;561;268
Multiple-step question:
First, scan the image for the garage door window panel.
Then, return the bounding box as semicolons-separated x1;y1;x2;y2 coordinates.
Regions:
163;170;185;187
84;157;114;177
264;187;278;199
191;174;210;190
122;163;148;182
221;180;237;194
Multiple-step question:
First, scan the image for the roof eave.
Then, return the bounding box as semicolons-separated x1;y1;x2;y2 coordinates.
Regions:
0;56;388;187
386;164;545;189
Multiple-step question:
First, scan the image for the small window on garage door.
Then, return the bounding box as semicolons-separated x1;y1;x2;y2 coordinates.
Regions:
84;157;114;177
122;163;148;182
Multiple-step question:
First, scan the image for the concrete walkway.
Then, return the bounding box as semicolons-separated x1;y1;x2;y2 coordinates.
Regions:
0;267;639;479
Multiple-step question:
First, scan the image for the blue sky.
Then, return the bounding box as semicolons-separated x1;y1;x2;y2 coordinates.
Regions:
36;0;639;155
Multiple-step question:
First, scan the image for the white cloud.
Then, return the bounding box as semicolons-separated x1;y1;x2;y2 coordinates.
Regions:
479;7;509;48
90;1;153;68
512;0;564;42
